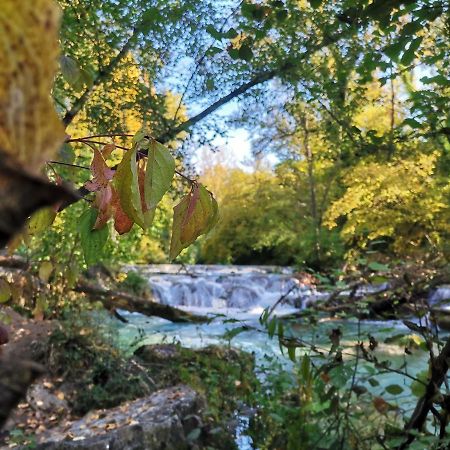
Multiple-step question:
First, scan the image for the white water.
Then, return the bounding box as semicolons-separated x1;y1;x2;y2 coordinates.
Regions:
124;264;327;319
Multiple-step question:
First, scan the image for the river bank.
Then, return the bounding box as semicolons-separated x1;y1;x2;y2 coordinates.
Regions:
0;263;449;449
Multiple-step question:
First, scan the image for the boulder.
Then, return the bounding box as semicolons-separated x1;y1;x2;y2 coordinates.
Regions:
31;385;205;450
27;382;69;414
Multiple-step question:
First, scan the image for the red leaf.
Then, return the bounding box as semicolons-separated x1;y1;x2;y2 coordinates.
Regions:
182;183;200;228
93;184;113;229
85;147;114;192
111;187;133;234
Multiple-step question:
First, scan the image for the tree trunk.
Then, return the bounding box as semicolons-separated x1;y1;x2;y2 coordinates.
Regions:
76;282;208;323
301;117;321;264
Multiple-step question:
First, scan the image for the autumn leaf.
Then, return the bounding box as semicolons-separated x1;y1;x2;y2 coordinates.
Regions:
27;207;57;236
83;147;115;229
85;147;114;192
111;187;133;235
93;188;113;229
180;184;218;244
113;147;145;229
0;0;64;172
169;184;219;260
0;279;11;304
38;261;54;283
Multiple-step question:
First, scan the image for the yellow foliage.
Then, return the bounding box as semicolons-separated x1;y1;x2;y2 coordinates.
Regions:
324;153;449;254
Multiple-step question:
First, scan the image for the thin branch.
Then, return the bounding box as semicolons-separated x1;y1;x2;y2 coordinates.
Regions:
157;69;278;144
70;139;130;151
69;133;133;140
48;160;90;170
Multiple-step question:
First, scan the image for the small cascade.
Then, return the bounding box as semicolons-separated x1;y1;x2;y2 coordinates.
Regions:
429;285;450;310
125;265;325;316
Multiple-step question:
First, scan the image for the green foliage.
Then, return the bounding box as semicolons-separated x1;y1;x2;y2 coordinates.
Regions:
135;344;257;422
79;208;109;266
47;314;150;415
119;270;152;298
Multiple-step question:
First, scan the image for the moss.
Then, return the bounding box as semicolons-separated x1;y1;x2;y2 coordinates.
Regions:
46;316;151;416
134;344;258;420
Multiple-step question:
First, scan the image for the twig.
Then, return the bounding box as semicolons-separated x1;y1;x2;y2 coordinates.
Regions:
48;160;90;170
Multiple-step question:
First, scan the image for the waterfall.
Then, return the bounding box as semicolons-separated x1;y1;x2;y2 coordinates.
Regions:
124;265;326;316
429;285;450;309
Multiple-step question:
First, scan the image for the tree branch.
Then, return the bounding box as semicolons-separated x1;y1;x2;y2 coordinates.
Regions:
156;69;278;144
398;337;450;449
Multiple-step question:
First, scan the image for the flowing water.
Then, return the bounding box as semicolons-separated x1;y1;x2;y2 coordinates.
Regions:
114;265;447;449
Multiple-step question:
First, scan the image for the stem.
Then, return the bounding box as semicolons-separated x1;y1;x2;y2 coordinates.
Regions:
69;133;133;140
48;160;90;170
70;139;130;151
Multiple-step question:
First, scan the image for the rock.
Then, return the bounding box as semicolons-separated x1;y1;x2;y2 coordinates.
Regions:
32;385;205;450
134;344;181;362
27;382;69;414
134;343;252;366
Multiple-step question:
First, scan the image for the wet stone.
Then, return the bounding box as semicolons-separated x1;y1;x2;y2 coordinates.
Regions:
30;385;205;450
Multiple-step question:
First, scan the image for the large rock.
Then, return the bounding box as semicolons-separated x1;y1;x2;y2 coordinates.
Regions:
31;385;205;450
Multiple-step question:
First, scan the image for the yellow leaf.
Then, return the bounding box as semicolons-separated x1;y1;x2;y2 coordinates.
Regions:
0;279;11;303
38;261;54;282
0;0;64;172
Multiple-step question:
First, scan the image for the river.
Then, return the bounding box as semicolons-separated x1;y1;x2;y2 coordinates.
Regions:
113;265;449;449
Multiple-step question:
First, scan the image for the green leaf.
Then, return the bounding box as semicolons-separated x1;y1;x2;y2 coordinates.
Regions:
309;0;322;8
0;279;11;304
385;384;404;395
79;208;109;266
238;44;253;61
60;55;81;87
144;140;175;212
206;24;223;40
368;262;389;272
169;184;219;260
205;78;215;91
287;346;296;362
267;317;277;338
140;7;163;33
420;75;448;86
206;46;222;57
300;355;311;381
79;67;95;89
329;365;352;388
401;37;422;65
227;47;240;60
113;147;145;229
402;118;422;129
186;428;201;442
58;143;76;164
225;28;238;39
411;372;427;398
224;326;249;340
28;207;56;235
383;41;404;61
